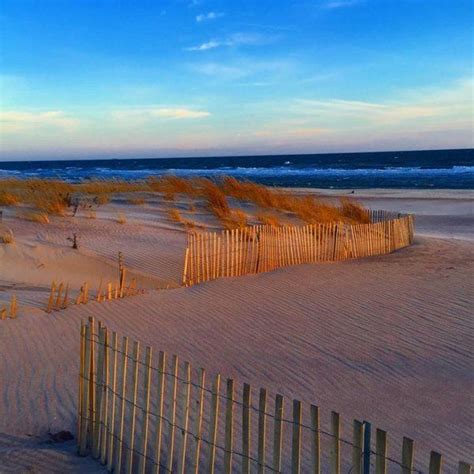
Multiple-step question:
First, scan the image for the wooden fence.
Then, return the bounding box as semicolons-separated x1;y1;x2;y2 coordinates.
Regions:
77;317;471;474
182;211;415;286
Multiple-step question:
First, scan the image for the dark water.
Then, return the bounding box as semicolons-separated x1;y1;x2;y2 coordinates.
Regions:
1;149;473;189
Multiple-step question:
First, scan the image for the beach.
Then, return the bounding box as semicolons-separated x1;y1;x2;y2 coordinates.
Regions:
0;188;472;472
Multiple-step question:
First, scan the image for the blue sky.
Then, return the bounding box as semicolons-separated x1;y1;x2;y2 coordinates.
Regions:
0;0;472;160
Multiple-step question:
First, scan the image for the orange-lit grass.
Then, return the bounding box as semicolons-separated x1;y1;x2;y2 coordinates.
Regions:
0;192;20;206
167;208;183;223
256;212;281;227
0;229;14;244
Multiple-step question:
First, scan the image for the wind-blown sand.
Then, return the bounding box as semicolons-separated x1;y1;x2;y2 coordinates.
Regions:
0;190;472;472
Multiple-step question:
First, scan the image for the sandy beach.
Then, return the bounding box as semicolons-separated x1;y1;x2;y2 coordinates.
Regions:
0;188;472;472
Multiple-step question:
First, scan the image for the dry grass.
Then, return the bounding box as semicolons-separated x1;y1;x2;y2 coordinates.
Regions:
75;179;148;194
127;197;146;205
223;209;248;230
0;176;370;227
116;212;127;224
167;208;183;223
256;212;281;227
340;198;370;223
221;176;369;225
19;211;50;224
0;192;20;206
95;194;110;206
85;209;97;219
0;229;14;244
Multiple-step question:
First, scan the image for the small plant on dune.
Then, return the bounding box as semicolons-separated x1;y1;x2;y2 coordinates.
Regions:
167;208;183;223
67;233;79;249
189;202;197;213
19;211;50;224
256;212;281;227
85;209;97;219
0;192;20;206
94;194;110;206
0;229;14;244
127;197;146;205
222;209;248;230
117;212;127;224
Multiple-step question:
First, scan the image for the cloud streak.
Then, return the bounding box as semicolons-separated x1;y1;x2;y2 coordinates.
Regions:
196;12;224;22
112;107;210;120
186;32;277;51
0;110;79;133
322;0;362;9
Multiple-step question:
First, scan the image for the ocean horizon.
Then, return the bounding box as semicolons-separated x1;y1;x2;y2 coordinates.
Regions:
1;148;473;189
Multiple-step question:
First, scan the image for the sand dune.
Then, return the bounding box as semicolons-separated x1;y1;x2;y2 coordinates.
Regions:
0;191;472;472
1;237;472;471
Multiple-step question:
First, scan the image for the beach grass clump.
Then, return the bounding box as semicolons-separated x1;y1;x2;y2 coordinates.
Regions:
147;176;198;199
117;212;127;224
0;192;20;206
0;178;72;216
340;198;370;223
256;212;281;227
76;179;148;195
223;209;248;230
19;210;50;224
0;229;14;244
167;208;183;223
127;197;146;205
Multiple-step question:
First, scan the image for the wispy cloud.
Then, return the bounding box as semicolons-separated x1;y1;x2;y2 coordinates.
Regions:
191;58;294;80
186;32;277;51
323;0;362;9
294;78;473;125
0;110;79;133
196;11;224;22
112;107;210;120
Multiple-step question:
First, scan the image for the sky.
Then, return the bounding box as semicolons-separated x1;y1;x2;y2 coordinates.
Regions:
0;0;473;161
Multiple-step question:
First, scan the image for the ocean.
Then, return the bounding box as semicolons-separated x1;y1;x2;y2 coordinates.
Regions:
1;148;473;189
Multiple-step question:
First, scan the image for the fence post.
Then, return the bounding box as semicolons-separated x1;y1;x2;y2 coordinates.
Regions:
88;317;96;450
310;404;320;474
166;354;179;473
429;451;442;474
208;374;221;474
153;351;167;474
257;388;267;474
116;336;129;473
273;394;284;473
107;332;118;471
99;327;110;464
352;420;365;474
363;421;371;474
183;246;190;286
401;437;414;474
292;399;302;474
330;411;340;474
242;383;252;474
138;346;153;474
192;368;206;474
223;378;234;474
177;361;191;474
375;428;387;474
79;322;91;456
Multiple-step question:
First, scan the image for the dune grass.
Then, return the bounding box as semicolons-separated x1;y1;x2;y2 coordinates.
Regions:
18;210;50;224
116;212;127;224
0;176;370;227
0;229;14;244
167;208;183;223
